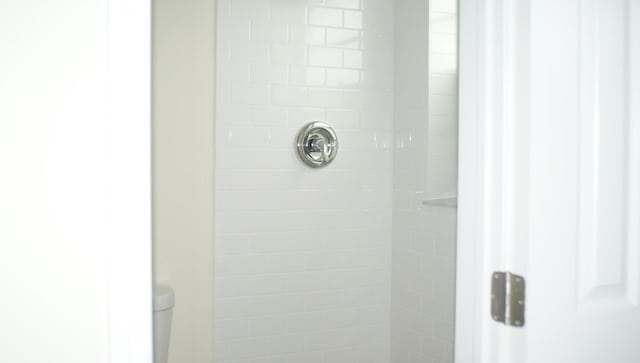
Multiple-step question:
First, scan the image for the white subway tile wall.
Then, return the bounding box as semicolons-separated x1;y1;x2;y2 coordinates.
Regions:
427;1;458;198
391;0;458;363
215;0;394;362
215;0;457;362
391;0;457;362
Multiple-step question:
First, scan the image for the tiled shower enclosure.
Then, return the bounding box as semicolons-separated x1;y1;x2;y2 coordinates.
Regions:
214;0;458;362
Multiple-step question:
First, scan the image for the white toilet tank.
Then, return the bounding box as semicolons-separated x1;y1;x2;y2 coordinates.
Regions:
153;284;174;363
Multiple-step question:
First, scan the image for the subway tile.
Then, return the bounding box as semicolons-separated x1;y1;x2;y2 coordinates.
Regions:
308;7;343;27
287;108;327;126
215;294;307;319
216;275;289;297
270;85;308;106
343;10;363;29
232;83;270;105
270;0;307;24
307;88;343;107
231;0;269;19
286;272;330;292
268;334;309;356
249;107;287;126
324;347;362;363
231;41;269;62
288;311;334;332
250;63;289;84
430;12;458;34
428;94;457;116
219;18;251;41
248;315;289;336
430;54;458;74
326;28;361;49
343;49;363;68
326;0;360;9
215;149;253;169
284;352;325;363
214;334;306;360
430;0;457;13
341;89;364;108
217;234;250;255
429;74;458;96
289;25;326;46
214;319;249;340
250;20;288;42
326;68;361;88
218;0;232;17
430;33;457;54
428;115;457;129
308;47;343;67
289;66;326;86
270;44;306;65
326;109;362;128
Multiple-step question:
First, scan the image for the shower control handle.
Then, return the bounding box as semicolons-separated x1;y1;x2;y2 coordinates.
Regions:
309;136;330;163
296;122;338;168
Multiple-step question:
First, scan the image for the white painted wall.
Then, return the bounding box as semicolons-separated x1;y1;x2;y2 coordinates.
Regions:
392;0;458;362
152;0;216;362
214;0;394;361
0;0;152;362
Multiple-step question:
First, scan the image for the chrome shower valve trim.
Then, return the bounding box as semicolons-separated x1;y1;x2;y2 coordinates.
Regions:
295;122;338;168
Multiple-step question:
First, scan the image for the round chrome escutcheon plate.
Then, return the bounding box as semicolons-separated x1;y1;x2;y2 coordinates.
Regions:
295;122;338;168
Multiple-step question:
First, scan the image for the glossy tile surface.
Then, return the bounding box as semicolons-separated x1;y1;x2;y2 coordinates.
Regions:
391;0;457;362
215;0;393;361
215;0;457;362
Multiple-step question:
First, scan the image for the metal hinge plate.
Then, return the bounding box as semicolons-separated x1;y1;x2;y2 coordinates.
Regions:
491;271;525;327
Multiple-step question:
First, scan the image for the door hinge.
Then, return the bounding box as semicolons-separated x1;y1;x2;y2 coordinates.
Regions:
491;271;525;327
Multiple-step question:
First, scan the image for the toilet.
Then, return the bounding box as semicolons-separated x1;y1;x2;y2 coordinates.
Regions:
153;284;175;363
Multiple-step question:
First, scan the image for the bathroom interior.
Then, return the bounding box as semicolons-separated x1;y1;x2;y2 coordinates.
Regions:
152;0;458;362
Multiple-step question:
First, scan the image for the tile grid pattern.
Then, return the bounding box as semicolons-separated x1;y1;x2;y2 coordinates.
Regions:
427;0;459;199
391;0;457;362
214;0;394;362
215;0;457;362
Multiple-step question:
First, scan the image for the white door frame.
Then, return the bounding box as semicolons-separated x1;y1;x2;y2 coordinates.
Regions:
455;0;529;361
455;0;489;360
106;0;153;362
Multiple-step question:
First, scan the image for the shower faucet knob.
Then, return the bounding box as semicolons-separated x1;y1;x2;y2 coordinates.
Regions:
295;122;338;168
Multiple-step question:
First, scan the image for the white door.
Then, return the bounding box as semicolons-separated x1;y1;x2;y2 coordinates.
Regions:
456;0;640;362
0;1;151;362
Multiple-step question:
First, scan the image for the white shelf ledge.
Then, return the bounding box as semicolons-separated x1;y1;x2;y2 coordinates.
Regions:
422;196;457;208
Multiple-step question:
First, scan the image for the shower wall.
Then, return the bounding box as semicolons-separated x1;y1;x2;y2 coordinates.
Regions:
391;0;457;362
214;0;394;361
214;0;457;362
